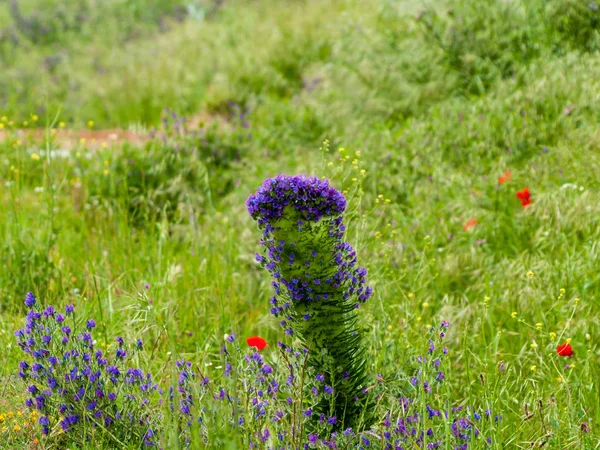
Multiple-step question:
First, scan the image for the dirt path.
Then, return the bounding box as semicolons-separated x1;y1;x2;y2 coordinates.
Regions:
0;112;226;149
0;128;149;149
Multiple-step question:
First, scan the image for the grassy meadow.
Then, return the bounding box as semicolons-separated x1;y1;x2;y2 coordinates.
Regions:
1;0;600;448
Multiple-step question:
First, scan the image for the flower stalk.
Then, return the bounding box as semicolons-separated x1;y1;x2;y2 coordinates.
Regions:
247;174;373;428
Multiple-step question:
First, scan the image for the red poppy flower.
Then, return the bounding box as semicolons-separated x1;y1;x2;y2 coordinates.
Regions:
246;336;268;351
463;218;478;231
556;342;573;357
498;170;512;185
516;188;531;207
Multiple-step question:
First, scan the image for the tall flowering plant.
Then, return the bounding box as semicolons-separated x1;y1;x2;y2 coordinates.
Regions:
247;174;373;428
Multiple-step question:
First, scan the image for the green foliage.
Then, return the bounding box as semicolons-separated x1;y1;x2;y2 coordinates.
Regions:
1;0;190;47
88;142;211;224
85;112;249;225
417;0;544;94
0;238;57;314
546;0;600;51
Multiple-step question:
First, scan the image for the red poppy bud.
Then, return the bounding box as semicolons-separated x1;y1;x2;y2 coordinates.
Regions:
246;336;268;351
556;342;573;357
463;218;478;231
498;170;512;185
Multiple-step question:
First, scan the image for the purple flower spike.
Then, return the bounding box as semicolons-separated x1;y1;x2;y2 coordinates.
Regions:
247;174;374;427
25;292;36;307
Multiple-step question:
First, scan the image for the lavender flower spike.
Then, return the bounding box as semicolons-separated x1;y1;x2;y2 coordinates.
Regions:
247;174;373;428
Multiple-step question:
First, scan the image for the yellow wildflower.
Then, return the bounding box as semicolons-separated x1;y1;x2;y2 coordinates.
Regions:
31;153;40;161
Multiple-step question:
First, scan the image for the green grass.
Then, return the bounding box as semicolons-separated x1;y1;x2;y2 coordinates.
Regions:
1;0;600;447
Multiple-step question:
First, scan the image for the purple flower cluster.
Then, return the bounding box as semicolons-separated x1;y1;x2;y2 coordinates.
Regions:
299;398;499;449
217;326;500;449
216;338;347;447
14;292;158;446
13;295;504;449
246;174;347;225
169;359;211;446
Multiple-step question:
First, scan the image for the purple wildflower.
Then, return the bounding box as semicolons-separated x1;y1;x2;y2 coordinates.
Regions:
25;292;36;308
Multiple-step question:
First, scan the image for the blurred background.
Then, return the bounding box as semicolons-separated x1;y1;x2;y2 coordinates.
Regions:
2;0;597;129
